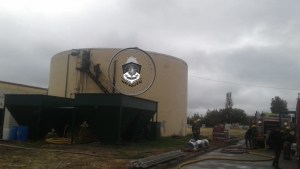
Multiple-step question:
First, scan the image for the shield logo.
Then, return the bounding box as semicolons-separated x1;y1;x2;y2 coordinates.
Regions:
109;48;156;95
122;57;142;86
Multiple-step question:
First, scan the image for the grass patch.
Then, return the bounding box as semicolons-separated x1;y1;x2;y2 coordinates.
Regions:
0;127;247;169
229;128;246;140
187;127;246;140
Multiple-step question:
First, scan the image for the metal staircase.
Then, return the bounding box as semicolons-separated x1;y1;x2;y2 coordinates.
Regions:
76;50;116;94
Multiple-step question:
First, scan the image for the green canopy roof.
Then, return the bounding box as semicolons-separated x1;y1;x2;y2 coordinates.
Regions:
4;94;159;143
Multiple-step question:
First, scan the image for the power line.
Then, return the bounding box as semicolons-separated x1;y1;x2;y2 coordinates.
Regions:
189;73;300;91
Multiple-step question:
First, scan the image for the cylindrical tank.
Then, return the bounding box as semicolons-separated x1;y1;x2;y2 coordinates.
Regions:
48;48;188;136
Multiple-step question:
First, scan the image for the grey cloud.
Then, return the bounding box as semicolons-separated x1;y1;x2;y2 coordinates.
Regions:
1;0;300;116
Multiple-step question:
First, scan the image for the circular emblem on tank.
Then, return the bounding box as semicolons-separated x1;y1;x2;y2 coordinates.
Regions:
108;47;156;96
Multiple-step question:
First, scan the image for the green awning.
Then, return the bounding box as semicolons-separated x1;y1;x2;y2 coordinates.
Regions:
74;94;157;112
4;94;74;139
4;94;158;143
5;94;74;107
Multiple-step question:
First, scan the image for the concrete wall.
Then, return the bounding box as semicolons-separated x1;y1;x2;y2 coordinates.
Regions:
48;48;188;136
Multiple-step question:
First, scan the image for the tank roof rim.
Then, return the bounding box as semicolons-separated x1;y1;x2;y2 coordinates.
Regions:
52;48;188;66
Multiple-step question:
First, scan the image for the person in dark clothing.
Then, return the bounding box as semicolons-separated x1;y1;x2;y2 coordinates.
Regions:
251;125;258;149
283;127;293;160
192;119;201;140
244;127;252;148
267;126;284;168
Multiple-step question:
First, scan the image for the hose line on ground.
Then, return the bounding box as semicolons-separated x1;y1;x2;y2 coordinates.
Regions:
178;151;274;169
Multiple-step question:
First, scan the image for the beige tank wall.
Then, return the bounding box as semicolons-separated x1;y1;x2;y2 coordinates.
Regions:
138;53;188;136
48;48;188;136
48;52;69;97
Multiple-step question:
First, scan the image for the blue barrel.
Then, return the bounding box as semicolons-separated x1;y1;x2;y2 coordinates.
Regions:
8;126;18;141
17;126;29;142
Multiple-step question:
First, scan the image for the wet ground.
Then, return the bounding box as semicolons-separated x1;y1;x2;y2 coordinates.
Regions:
172;142;299;169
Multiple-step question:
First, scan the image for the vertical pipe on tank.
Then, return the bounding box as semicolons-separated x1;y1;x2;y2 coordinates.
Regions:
113;60;117;93
65;55;70;97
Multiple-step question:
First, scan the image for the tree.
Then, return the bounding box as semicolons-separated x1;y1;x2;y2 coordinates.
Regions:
223;108;248;125
270;96;288;114
225;92;233;109
224;92;233;123
201;108;248;127
202;109;222;127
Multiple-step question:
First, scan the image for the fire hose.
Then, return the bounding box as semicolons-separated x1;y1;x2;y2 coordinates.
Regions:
45;137;71;144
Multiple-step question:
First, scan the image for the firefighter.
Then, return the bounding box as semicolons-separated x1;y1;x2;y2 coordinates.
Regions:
283;126;292;160
78;121;90;143
268;126;284;168
244;127;252;148
251;125;258;149
192;119;201;140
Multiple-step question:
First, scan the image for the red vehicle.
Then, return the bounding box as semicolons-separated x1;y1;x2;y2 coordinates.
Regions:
253;112;292;148
296;94;300;164
255;116;280;147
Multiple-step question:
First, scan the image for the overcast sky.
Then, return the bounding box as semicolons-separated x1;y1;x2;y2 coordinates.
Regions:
1;0;300;116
